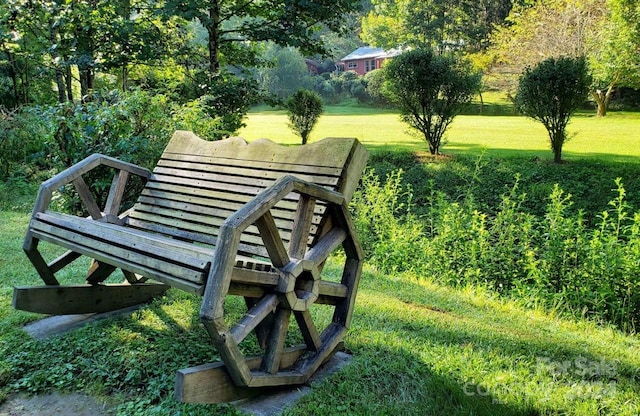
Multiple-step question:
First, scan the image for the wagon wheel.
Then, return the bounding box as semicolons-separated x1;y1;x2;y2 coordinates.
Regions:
200;177;363;388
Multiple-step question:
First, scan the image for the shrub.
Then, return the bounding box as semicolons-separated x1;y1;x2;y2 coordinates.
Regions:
383;48;481;155
351;165;640;332
515;56;591;163
285;89;324;144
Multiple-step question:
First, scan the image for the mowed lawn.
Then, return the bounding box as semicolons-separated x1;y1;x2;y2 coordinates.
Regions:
239;105;640;162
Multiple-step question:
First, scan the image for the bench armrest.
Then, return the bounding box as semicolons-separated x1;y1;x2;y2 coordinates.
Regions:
32;154;152;216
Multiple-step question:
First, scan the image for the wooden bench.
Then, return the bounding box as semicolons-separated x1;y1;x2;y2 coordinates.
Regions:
13;131;368;403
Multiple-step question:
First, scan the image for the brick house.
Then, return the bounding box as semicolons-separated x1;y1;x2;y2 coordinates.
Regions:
336;46;403;75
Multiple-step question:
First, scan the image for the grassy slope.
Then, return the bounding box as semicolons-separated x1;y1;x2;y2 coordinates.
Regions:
1;213;639;415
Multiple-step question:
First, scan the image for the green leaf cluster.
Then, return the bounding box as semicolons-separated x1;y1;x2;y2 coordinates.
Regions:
285;89;324;144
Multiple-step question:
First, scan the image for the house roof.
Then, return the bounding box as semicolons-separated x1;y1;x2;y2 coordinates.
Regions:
339;46;403;62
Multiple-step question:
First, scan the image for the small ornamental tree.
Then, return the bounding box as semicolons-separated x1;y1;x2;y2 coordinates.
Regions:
383;48;480;155
286;89;324;144
515;56;591;163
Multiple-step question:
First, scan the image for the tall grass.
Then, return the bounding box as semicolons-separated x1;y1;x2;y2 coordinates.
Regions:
352;169;640;333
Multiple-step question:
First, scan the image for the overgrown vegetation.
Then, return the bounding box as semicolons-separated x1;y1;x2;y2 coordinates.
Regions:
352;156;640;333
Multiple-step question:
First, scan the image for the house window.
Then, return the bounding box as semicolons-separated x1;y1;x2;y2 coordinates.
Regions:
348;62;358;69
365;59;377;73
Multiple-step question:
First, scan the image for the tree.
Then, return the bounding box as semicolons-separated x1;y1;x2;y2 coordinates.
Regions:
257;43;312;98
515;56;591;163
163;0;361;76
589;0;640;116
361;0;519;53
285;89;324;145
490;0;640;117
383;48;480;155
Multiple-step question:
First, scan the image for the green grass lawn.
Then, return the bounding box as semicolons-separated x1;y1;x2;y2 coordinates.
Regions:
240;104;640;163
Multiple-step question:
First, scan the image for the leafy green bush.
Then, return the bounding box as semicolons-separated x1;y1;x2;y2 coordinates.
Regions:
383;48;481;155
285;89;324;144
515;56;591;163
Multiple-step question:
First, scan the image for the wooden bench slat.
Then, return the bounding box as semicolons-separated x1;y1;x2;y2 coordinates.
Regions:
126;210;291;248
131;202;307;236
135;194;324;226
153;165;340;189
160;152;344;176
31;215;209;283
29;226;205;292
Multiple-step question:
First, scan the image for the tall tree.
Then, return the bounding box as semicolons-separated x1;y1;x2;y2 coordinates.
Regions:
490;0;640;117
361;0;518;52
163;0;361;76
589;0;640;116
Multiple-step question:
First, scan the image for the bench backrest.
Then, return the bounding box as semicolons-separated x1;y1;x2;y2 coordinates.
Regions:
125;131;368;261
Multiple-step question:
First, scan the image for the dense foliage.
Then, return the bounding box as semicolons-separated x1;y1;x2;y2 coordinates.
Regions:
352;159;640;333
383;48;481;155
515;56;591;163
285;89;324;144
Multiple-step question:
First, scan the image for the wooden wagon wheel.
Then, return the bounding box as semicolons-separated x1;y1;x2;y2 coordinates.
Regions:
199;176;363;388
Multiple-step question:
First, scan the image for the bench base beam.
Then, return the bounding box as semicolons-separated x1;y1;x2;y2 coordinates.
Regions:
175;342;343;404
13;283;170;315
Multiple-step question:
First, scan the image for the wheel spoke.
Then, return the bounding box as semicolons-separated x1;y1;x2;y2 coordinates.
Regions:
304;227;347;266
230;294;279;345
255;211;290;268
289;195;316;259
261;307;291;374
294;310;322;351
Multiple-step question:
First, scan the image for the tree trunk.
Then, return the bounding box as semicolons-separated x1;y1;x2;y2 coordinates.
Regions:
206;1;221;76
50;25;67;103
590;84;615;117
64;61;74;102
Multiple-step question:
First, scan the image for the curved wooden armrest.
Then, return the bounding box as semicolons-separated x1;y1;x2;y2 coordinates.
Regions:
31;154;152;216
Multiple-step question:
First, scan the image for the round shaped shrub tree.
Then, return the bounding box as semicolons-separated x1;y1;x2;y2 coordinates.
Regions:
285;89;324;144
515;56;591;163
383;48;480;155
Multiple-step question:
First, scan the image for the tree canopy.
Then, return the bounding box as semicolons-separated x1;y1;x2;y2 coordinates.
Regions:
361;0;521;52
489;0;640;116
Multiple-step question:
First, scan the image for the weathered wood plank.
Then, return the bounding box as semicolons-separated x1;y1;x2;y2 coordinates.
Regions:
155;160;341;186
163;132;358;170
255;211;289;269
85;260;117;284
48;250;82;274
33;213;212;273
175;345;308;404
289;195;315;260
28;227;205;293
261;307;291;375
13;283;169;315
294;310;321;351
104;170;129;217
72;176;103;220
